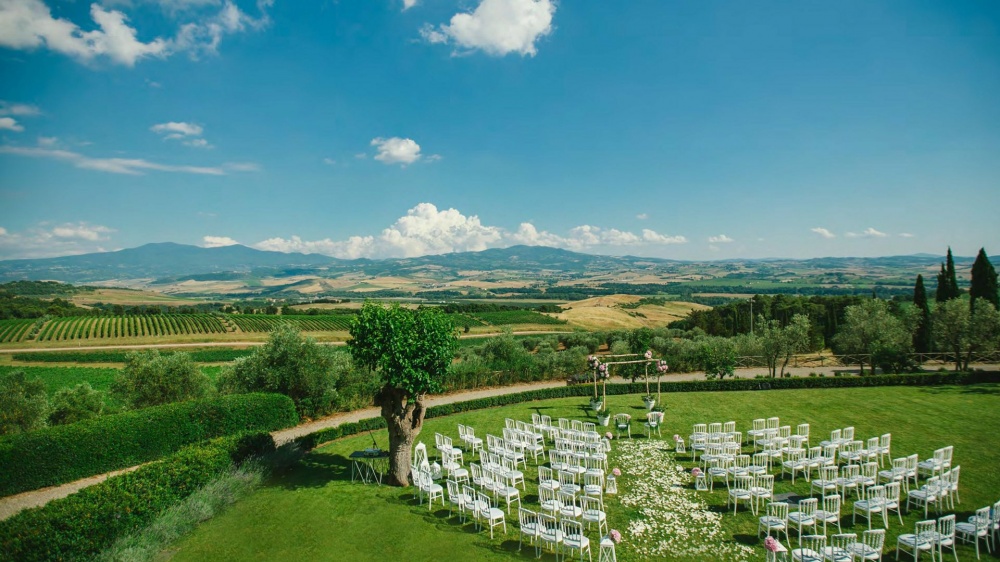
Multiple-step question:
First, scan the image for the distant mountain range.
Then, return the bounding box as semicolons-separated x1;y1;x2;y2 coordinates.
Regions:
0;242;991;286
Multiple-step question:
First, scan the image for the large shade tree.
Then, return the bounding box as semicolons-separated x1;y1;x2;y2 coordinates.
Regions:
348;302;458;487
932;298;1000;371
832;299;912;374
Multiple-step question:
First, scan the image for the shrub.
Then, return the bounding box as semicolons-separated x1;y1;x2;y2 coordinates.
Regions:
49;382;106;425
0;432;274;562
218;325;338;419
0;370;49;435
112;350;211;409
0;393;297;496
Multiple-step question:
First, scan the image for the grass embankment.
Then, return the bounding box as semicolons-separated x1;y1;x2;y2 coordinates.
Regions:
169;384;1000;562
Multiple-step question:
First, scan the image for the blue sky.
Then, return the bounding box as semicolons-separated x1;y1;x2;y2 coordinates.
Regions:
0;0;998;261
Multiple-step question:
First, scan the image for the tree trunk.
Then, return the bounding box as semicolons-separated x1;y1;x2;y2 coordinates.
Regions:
376;384;426;487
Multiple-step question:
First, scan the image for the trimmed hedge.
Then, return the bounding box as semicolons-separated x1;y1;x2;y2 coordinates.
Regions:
0;432;274;562
297;371;1000;448
0;393;297;497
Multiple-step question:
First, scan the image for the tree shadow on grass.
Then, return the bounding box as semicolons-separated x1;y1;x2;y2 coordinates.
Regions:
919;384;1000;396
733;533;761;547
269;451;350;490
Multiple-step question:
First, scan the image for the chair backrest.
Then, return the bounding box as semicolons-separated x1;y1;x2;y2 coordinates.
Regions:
476;491;493;511
801;534;826;552
557;490;578;508
866;485;886;502
823;444;839;459
798;497;818;515
709;422;722;434
949;465;960;488
797;423;810;437
991;499;1000;525
885;482;901;502
571;420;584;432
830;533;857;552
560;517;583;538
808;446;822;461
583;472;603;489
767;501;789;521
753;452;769;467
821;466;838;482
892;457;907;473
614;413;630;425
752;418;766;431
541;414;552;427
942;445;954;465
823;494;841;515
933;447;946;463
505;418;515;429
842;464;859;480
938;514;956;539
767;417;780;430
843;427;854;441
583;422;596;432
756;474;775;492
558;470;576;486
539;465;553;482
693;423;707;434
446;478;459;497
558;418;570;430
457;424;467;439
973;506;991;531
580;494;602;513
724;421;736;433
734;474;753;490
867;437;879;451
829;429;842;443
907;453;919;471
862;529;885;552
880;433;891;450
862;462;878;479
779;425;791;438
435;432;444;448
519;506;538;529
735;454;751;469
915;519;936;540
539;486;557;504
789;435;807;449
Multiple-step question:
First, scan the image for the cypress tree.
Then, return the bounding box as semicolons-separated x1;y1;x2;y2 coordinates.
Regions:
913;274;931;353
945;247;960;298
969;248;999;310
935;262;949;303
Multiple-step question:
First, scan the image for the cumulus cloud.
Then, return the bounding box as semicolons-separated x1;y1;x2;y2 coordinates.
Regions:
421;0;555;57
636;213;648;220
811;227;835;239
0;145;258;175
151;121;213;148
846;227;888;239
0;101;41;116
251;203;689;259
0;117;23;132
0;0;271;66
707;234;734;244
371;136;422;165
202;235;239;247
402;0;418;10
0;221;116;259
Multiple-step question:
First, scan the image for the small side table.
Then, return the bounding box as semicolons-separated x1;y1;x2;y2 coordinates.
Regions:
694;473;708;491
598;536;617;562
765;541;789;562
605;475;618;495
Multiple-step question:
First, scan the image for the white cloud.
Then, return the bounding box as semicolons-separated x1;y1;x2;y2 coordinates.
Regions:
642;229;687;245
0;101;41;116
37;136;57;146
899;233;915;238
371;136;422;165
323;157;336;165
707;234;734;244
151;121;203;137
421;0;555;57
0;117;23;132
0;0;169;66
0;221;116;259
636;213;648;220
846;227;888;239
0;0;271;66
251;203;690;259
810;227;835;239
202;235;239;247
402;0;418;11
0;145;257;175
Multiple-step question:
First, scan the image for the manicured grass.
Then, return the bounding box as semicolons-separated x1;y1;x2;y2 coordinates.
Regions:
170;385;1000;562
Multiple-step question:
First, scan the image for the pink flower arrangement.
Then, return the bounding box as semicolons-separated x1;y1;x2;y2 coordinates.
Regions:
609;529;622;544
673;434;680;441
657;360;669;373
764;536;779;552
605;431;613;440
644;350;653;360
612;467;622;477
691;467;702;476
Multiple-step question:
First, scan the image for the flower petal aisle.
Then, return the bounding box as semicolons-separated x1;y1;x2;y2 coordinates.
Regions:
615;440;755;561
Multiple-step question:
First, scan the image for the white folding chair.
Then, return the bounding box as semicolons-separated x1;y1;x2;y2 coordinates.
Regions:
897;519;936;562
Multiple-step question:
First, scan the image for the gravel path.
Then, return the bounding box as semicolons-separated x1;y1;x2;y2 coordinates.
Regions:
2;362;995;521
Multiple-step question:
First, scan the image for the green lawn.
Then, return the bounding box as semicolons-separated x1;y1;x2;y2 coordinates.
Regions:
170;385;1000;562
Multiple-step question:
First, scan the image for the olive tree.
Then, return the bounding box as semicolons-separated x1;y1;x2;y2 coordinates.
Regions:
832;300;912;375
753;314;811;377
112;350;210;409
0;370;49;435
932;298;1000;371
49;382;106;425
348;302;457;487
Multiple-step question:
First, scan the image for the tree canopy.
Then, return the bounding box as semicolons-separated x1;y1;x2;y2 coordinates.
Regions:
969;248;999;311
